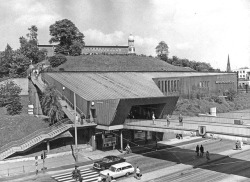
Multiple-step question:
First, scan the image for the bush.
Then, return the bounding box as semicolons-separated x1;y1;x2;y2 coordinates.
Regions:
48;54;67;67
6;97;23;115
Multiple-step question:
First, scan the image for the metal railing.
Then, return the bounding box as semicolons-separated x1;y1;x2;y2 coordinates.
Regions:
0;119;71;159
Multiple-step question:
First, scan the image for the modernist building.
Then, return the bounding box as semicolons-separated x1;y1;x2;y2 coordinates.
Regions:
40;55;237;150
38;34;135;57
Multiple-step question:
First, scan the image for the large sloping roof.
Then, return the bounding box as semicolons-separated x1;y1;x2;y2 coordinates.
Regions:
46;72;165;101
56;55;193;72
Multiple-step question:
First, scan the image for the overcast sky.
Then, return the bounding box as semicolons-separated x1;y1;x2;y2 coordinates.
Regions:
1;0;250;70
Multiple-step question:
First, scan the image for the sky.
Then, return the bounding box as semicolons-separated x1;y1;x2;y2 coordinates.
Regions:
0;0;250;71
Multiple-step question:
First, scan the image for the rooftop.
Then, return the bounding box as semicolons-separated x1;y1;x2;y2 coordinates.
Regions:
55;55;193;72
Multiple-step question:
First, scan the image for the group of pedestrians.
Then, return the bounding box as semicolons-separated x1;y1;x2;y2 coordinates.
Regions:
195;145;210;161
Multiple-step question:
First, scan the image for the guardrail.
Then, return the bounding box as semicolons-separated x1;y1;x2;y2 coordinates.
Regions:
0;119;71;160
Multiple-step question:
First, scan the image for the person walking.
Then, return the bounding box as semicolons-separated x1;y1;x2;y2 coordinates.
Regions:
106;173;112;182
179;114;183;125
125;143;131;154
196;145;200;157
152;112;155;125
200;145;204;157
97;174;103;182
206;151;210;161
166;114;170;127
135;166;141;179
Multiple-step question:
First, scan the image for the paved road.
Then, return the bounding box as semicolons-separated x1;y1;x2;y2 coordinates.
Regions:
153;148;250;182
3;138;237;182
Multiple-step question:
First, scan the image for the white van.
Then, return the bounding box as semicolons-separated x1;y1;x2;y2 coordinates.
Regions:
100;162;134;179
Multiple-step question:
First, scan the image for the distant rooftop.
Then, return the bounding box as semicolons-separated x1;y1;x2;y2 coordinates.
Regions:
55;55;193;72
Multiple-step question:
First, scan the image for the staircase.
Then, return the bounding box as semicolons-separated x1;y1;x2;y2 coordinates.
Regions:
0;119;73;160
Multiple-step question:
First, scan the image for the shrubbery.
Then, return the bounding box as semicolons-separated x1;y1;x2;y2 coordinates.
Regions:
174;92;250;116
48;54;67;67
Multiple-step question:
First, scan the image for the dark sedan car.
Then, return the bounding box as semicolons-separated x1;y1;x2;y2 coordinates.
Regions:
93;155;126;170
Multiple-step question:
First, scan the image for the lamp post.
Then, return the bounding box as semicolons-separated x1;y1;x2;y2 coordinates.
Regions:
74;92;78;163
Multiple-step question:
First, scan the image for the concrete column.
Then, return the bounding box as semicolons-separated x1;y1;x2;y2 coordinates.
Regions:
120;130;123;151
46;141;50;153
91;128;96;151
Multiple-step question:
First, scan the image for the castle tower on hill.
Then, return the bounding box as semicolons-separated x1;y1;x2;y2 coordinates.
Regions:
227;54;231;72
128;34;135;54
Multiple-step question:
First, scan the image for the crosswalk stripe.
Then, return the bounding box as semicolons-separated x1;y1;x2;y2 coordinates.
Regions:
54;171;96;179
51;168;100;182
55;173;98;180
52;168;92;177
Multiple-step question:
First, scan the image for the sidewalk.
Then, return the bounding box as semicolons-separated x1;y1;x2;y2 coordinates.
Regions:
121;144;250;182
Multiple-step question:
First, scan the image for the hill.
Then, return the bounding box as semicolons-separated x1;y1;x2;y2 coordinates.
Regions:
55;55;194;72
0;96;49;147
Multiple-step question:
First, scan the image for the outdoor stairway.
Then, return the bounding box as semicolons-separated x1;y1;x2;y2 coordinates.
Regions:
31;73;96;126
0;119;73;161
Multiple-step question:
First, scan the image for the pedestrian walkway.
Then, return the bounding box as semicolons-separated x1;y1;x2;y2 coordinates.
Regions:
51;168;98;182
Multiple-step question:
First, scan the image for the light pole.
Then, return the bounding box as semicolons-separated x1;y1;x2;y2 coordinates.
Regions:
74;92;78;163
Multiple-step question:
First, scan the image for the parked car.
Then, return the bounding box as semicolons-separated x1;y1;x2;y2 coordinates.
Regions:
93;155;126;170
100;162;134;179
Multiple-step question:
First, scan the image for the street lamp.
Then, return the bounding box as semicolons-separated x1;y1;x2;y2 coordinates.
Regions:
74;92;78;163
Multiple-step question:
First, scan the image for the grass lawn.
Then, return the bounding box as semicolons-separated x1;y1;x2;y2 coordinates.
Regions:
0;96;49;147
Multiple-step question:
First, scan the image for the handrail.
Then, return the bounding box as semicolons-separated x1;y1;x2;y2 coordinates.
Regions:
55;89;86;118
0;118;70;154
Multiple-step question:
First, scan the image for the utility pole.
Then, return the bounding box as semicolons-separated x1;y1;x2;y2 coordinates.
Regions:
74;92;78;163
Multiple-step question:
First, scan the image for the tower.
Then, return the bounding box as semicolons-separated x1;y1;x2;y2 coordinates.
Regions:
128;34;135;54
226;54;231;72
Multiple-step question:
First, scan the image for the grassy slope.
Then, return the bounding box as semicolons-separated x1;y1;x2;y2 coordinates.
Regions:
173;92;250;116
56;55;192;72
0;96;49;147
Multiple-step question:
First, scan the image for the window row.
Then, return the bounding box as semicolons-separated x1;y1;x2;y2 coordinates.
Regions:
199;81;209;88
83;48;123;52
157;80;180;93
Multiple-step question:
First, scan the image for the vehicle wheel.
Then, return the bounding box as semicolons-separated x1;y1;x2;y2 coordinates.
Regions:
126;172;130;176
101;166;105;170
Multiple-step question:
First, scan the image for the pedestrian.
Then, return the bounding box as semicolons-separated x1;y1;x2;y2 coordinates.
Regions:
135;166;141;179
97;174;103;182
200;145;204;157
125;143;131;154
112;143;115;150
179;114;183;124
196;145;200;157
166;114;170;127
72;165;82;182
206;151;210;161
152;112;155;125
106;173;112;182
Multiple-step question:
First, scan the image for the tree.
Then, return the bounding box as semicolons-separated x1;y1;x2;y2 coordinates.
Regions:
48;54;67;67
0;44;13;77
49;19;85;56
156;41;169;62
0;81;23;115
41;85;64;125
19;25;47;64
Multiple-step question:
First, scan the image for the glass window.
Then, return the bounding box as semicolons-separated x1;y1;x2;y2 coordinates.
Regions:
177;80;179;91
158;81;160;88
162;81;164;92
174;80;176;91
168;81;170;92
165;81;167;92
171;80;173;92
